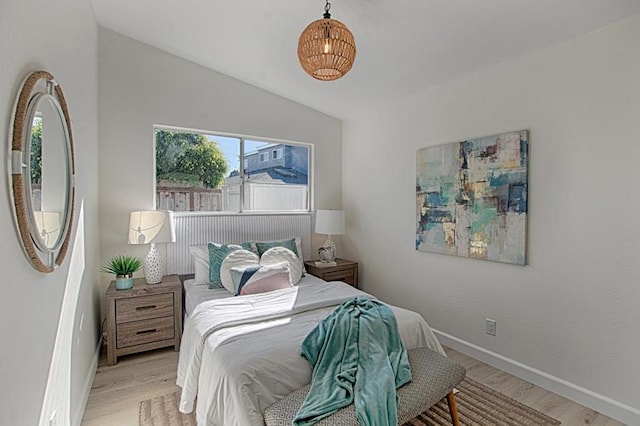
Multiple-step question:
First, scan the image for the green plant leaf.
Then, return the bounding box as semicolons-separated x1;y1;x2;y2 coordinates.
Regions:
101;255;142;275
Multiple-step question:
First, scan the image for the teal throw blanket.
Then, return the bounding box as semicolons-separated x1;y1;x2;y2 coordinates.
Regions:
293;297;412;426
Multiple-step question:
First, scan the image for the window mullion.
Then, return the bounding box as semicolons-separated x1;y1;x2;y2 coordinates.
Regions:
239;138;245;213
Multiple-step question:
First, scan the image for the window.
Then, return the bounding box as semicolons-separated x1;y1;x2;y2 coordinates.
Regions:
155;127;310;212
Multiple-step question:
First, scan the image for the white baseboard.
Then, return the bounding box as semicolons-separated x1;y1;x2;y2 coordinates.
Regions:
72;340;102;426
434;329;640;425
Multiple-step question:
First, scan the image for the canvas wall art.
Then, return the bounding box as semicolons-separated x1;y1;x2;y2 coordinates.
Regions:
416;130;528;265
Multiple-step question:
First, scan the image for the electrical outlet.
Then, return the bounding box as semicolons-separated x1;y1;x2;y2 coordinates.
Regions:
486;318;496;336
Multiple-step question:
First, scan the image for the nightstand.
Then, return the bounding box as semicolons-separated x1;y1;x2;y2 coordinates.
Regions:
304;258;359;288
105;274;182;365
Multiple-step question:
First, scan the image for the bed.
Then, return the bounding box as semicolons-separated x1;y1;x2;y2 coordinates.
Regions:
169;214;444;425
177;277;444;425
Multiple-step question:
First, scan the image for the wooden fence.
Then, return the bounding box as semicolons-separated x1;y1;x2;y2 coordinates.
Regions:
156;186;222;212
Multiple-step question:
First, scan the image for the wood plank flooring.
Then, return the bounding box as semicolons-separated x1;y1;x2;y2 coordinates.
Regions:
81;346;624;425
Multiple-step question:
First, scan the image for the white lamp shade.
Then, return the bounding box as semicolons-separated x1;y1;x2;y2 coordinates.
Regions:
128;210;176;245
315;210;345;235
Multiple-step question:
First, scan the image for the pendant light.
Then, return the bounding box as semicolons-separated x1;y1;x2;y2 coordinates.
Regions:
298;1;356;81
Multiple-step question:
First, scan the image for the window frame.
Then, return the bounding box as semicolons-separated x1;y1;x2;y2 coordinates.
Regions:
153;125;313;214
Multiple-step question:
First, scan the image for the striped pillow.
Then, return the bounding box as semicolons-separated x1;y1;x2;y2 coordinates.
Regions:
207;243;244;289
230;262;292;296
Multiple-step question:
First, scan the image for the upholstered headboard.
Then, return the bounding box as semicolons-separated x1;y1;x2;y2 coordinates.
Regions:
166;213;312;275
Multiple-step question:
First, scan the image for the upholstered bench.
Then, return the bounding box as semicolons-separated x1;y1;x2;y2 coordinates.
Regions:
263;346;466;426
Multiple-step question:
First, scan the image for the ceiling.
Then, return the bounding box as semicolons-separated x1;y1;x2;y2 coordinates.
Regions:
91;0;640;120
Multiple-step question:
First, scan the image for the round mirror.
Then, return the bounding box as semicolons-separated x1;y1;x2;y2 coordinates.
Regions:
9;71;75;273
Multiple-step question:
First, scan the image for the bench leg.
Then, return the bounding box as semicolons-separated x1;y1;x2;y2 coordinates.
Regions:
446;391;460;426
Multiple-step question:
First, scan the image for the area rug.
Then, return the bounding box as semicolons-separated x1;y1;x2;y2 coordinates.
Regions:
139;378;560;426
402;378;560;426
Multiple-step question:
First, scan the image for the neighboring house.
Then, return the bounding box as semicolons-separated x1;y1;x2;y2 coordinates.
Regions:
223;143;309;211
243;143;309;176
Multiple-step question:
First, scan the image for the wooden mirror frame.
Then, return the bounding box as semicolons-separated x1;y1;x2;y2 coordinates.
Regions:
9;71;75;273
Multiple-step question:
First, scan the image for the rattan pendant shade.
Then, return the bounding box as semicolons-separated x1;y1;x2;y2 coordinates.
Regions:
298;2;356;81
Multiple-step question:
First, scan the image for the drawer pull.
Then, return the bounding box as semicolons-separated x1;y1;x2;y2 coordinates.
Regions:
136;328;157;335
136;305;157;311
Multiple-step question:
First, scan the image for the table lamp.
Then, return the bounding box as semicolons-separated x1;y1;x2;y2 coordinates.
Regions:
314;209;345;263
33;211;61;249
128;210;175;284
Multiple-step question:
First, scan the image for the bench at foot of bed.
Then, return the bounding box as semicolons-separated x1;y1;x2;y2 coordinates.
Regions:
263;346;466;426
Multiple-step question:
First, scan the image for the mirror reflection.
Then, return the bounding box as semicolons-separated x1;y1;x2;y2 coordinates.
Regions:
29;96;68;249
9;70;75;273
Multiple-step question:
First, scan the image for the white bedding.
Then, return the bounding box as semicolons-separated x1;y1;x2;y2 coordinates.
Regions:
183;275;328;316
177;280;444;426
183;279;233;316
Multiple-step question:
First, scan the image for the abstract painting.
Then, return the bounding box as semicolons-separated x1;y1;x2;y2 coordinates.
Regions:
416;130;528;265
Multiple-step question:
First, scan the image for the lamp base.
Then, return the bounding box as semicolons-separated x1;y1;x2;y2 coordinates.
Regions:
318;235;336;262
144;243;163;284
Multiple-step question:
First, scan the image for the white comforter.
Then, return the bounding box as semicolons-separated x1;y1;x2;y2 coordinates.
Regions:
177;280;443;426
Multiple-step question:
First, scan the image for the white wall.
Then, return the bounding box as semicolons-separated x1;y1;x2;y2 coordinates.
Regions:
0;1;100;425
342;15;640;423
98;29;342;285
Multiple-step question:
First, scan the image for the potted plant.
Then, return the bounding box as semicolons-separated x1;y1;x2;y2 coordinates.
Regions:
101;255;142;290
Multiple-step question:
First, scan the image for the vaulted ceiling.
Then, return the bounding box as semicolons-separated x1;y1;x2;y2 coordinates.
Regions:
91;0;640;119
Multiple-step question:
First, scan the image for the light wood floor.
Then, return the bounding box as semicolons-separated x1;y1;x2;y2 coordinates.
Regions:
81;346;624;426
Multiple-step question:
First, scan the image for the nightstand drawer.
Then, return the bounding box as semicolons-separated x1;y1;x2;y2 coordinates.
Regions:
324;269;354;283
116;316;175;348
115;293;174;324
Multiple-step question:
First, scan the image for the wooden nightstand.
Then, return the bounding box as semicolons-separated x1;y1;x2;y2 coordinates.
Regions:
304;258;359;288
105;274;182;365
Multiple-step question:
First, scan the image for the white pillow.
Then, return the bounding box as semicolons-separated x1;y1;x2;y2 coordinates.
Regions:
220;250;260;293
260;247;303;285
189;245;211;284
193;257;211;284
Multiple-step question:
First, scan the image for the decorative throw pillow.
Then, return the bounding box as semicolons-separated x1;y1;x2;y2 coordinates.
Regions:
230;261;292;296
219;249;260;293
254;237;301;258
207;243;244;289
260;247;303;285
238;241;253;251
